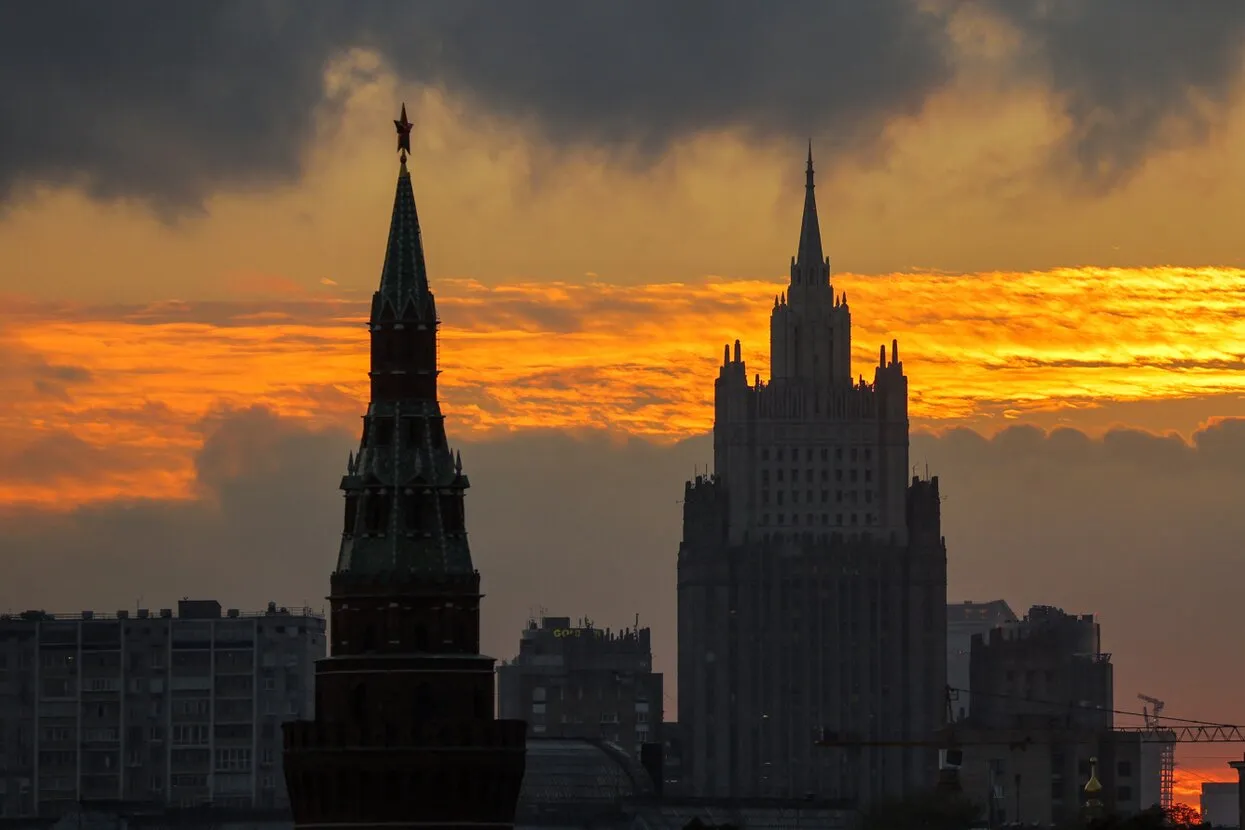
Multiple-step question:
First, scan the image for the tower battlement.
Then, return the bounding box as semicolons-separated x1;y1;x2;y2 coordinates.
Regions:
906;474;946;552
715;333;907;423
681;474;728;554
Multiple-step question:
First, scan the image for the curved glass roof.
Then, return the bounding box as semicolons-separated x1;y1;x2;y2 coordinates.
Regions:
519;738;656;805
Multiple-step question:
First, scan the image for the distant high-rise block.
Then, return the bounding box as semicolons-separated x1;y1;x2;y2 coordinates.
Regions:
947;600;1018;722
0;599;324;819
677;147;948;803
968;605;1112;731
498;616;663;758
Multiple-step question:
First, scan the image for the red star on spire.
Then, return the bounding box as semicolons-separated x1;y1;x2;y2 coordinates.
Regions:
394;103;413;159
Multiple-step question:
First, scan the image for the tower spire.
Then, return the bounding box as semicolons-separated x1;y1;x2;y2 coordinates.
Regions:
375;104;432;319
283;102;526;830
796;142;824;269
342;107;468;576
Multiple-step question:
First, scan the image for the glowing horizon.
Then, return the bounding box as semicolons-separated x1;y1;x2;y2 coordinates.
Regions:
5;265;1245;510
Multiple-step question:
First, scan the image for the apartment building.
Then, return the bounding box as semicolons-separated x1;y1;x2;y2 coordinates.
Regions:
0;599;324;818
498;616;663;759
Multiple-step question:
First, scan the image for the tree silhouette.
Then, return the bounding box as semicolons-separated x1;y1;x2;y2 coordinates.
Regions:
1165;804;1205;828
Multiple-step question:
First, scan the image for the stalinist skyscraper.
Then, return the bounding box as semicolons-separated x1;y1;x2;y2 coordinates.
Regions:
677;148;947;802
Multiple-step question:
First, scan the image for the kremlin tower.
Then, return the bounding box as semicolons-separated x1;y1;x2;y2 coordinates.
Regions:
282;106;527;829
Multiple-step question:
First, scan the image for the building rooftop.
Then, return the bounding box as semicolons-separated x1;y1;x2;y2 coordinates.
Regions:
947;599;1017;625
0;599;324;623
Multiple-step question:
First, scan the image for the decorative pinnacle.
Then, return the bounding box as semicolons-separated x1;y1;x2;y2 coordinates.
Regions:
394;103;413;163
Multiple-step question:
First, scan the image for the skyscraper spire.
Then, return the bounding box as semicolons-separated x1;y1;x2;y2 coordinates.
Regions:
796;141;824;269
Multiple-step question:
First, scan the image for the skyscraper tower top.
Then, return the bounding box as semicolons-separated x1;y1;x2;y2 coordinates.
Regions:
796;141;824;272
784;144;833;309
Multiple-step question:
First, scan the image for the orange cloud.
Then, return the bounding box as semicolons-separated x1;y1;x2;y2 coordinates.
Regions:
4;265;1245;509
1174;763;1238;811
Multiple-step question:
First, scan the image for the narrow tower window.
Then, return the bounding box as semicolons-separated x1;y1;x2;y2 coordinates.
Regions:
343;494;358;535
372;418;394;447
349;683;367;725
402;493;421;531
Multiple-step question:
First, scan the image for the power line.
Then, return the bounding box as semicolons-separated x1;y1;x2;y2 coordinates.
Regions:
951;686;1243;728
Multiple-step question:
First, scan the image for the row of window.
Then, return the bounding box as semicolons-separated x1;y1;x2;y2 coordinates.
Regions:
344;491;466;537
40;721;289;748
763;467;871;485
360;415;446;450
528;703;650;724
761;513;875;527
763;489;872;506
530;685;646;703
762;447;873;463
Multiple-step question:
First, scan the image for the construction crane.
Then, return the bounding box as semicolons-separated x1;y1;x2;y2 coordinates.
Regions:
1137;694;1172;807
815;687;1240;811
1139;694;1166;729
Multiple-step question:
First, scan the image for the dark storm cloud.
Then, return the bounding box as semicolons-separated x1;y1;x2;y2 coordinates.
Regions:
4;3;1245;210
371;2;953;154
992;0;1245;189
0;0;954;210
0;0;353;212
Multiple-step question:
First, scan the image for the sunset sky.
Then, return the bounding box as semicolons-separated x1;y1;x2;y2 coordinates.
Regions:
5;0;1245;805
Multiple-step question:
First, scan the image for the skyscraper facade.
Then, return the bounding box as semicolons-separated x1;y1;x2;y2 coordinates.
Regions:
282;107;527;830
677;149;947;802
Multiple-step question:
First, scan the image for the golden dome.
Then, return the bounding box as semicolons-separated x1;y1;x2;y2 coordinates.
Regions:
1084;756;1103;795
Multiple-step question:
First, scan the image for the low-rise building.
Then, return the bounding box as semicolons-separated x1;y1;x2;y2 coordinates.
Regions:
1203;781;1240;827
955;726;1168;826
